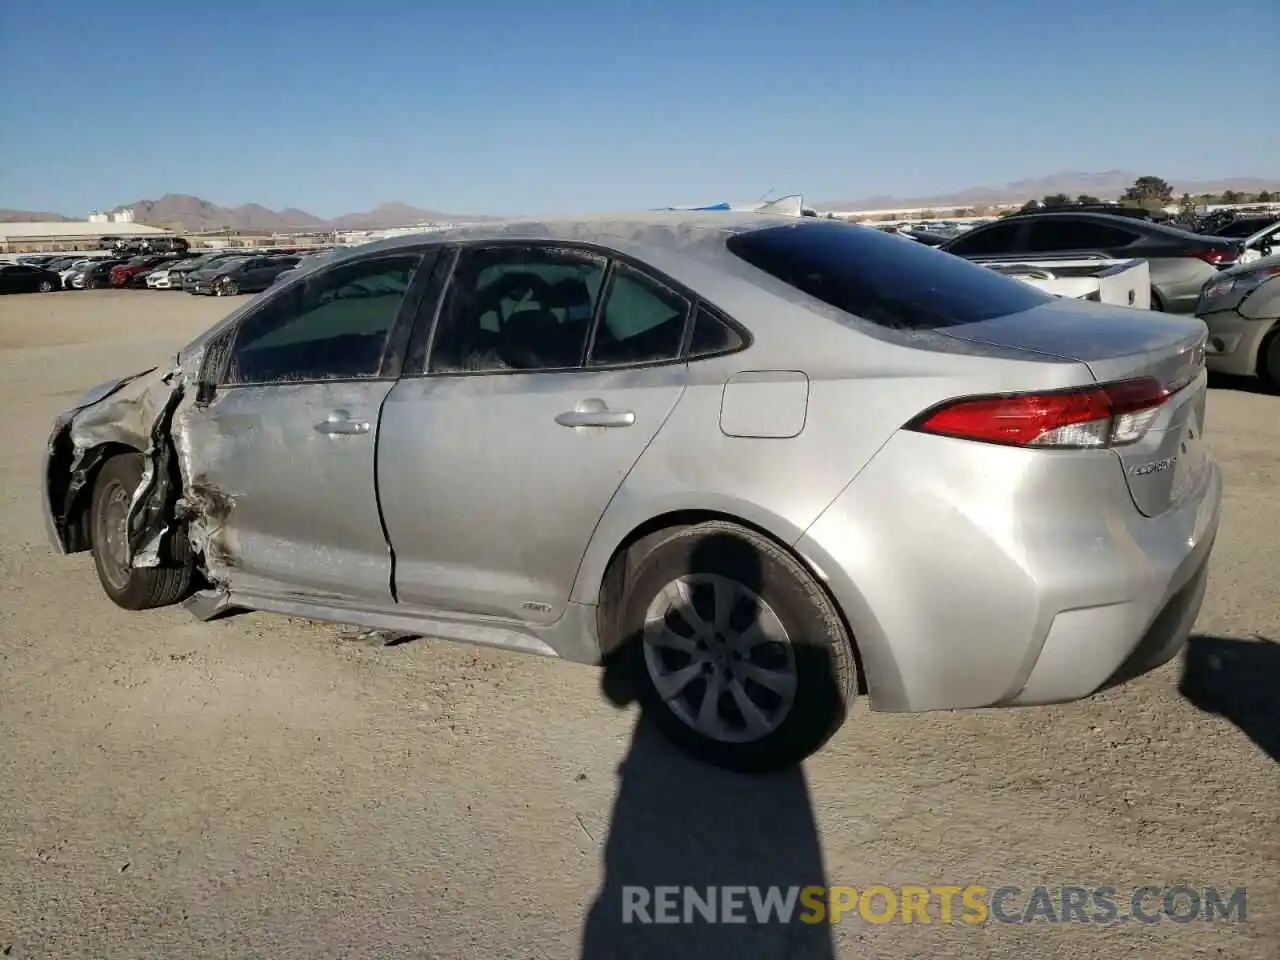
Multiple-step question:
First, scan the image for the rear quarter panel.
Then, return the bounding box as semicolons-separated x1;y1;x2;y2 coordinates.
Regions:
568;281;1098;610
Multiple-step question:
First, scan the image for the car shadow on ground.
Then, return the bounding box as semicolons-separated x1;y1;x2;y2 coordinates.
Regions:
1179;635;1279;763
581;533;837;959
1207;372;1274;396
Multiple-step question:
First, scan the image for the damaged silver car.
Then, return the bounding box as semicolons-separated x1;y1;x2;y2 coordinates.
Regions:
42;214;1221;772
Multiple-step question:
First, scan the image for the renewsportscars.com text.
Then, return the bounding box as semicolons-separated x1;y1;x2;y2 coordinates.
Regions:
621;884;1247;926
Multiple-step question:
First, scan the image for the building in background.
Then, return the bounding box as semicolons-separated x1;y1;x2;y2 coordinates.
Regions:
0;217;173;253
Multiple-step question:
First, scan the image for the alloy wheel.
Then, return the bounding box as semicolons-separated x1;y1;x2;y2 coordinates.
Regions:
642;574;798;744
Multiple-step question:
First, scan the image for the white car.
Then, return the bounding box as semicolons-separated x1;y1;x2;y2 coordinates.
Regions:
59;259;94;289
146;267;178;289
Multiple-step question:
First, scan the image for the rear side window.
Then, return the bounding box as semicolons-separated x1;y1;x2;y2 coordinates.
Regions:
726;220;1051;329
587;263;689;367
1025;219;1139;253
688;305;745;358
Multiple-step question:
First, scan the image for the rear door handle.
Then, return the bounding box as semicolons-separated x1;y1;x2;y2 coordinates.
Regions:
314;410;371;435
555;409;635;429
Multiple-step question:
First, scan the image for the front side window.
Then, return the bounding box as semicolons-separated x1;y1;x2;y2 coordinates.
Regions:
429;245;606;373
587;263;689;366
224;253;421;385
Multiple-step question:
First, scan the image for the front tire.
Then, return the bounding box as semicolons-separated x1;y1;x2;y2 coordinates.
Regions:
617;521;857;772
37;279;54;292
90;454;194;610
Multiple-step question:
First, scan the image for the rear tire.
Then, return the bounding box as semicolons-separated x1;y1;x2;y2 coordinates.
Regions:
89;454;194;610
1259;327;1280;394
616;521;857;772
1149;288;1164;312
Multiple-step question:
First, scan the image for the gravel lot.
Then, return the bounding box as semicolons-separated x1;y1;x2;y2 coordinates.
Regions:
1;290;1276;959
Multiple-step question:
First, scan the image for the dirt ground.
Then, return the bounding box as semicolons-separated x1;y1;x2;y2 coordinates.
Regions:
0;290;1276;960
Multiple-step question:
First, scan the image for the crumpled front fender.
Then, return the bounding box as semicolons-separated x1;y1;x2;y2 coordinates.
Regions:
42;365;179;555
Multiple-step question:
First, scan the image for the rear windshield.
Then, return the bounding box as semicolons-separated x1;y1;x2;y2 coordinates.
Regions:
725;220;1052;329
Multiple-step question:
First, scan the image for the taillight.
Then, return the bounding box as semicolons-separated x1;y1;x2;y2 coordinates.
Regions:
907;377;1177;449
1191;248;1236;266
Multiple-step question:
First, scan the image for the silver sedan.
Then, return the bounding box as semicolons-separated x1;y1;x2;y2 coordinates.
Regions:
41;213;1222;771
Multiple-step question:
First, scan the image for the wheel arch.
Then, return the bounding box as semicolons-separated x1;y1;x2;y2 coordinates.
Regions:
591;508;870;696
47;436;143;553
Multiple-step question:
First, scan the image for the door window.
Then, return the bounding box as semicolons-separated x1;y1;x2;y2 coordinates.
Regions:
1025;219;1139;252
943;221;1023;256
587;263;690;366
688;304;746;358
429;245;606;373
224;253;421;385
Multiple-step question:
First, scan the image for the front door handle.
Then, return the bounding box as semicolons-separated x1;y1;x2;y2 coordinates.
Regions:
555;400;636;429
314;410;370;435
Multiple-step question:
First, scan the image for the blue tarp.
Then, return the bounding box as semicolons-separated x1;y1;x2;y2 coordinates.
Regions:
653;202;733;211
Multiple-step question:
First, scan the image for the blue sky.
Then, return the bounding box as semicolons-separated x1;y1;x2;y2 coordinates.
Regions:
2;0;1276;217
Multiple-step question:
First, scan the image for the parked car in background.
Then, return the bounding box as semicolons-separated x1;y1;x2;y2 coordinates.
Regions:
941;211;1241;313
1233;219;1280;267
1200;214;1280;240
1003;204;1165;222
183;257;248;293
0;262;61;293
110;255;177;288
1197;254;1280;391
159;252;240;289
41;215;1221;771
191;255;300;296
269;248;342;287
73;259;126;289
57;258;98;288
145;263;188;289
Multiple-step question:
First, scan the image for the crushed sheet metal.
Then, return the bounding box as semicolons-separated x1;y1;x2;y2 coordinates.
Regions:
125;375;186;568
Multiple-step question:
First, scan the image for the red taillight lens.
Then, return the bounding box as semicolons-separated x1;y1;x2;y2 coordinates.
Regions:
1191;248;1236;266
908;377;1175;449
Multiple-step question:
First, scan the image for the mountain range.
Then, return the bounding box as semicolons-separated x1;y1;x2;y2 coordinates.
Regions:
818;171;1280;211
3;171;1278;231
0;195;495;232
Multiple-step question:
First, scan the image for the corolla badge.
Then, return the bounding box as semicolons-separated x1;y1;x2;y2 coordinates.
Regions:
1131;456;1177;477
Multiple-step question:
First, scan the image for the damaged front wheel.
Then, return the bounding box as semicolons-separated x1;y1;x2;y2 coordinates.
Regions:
90;454;195;610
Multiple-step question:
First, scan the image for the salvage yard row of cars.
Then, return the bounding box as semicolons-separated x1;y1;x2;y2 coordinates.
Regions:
0;247;338;296
5;206;1280;389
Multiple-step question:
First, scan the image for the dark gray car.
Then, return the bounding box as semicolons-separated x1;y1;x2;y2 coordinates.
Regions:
941;212;1241;313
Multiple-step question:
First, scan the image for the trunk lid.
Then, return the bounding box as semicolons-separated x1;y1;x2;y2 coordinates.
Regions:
939;298;1210;518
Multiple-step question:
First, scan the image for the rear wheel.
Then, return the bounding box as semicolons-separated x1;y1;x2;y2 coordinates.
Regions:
1259;327;1280;394
1149;288;1164;311
89;454;194;610
37;279;54;292
616;521;857;772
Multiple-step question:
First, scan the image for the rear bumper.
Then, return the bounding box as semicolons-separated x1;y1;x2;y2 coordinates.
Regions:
1201;308;1276;377
795;430;1223;713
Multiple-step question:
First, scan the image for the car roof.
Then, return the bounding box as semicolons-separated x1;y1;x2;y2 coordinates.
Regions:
974;210;1228;243
332;211;799;262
